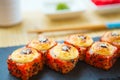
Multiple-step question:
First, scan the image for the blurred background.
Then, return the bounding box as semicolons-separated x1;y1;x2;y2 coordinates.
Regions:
0;0;120;47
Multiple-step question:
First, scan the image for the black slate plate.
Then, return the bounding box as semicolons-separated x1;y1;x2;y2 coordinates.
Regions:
1;37;120;80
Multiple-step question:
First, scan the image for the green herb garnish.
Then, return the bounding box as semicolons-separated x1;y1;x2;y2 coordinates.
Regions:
56;3;69;10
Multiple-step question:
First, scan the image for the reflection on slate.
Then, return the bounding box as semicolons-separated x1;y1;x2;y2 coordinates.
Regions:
1;37;120;80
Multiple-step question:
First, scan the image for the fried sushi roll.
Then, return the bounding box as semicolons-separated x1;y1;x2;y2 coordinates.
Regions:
7;47;43;80
64;34;93;61
85;41;118;70
46;43;79;74
27;35;57;55
101;31;120;56
27;36;57;63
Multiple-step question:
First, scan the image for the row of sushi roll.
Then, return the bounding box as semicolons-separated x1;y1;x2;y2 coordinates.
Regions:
7;31;120;80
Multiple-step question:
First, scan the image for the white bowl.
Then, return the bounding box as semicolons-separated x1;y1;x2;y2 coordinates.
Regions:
88;0;120;13
39;0;85;20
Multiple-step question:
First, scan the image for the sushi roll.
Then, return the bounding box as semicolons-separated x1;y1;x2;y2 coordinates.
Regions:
85;41;118;70
7;47;43;80
101;31;120;56
27;36;57;63
46;43;79;74
27;35;57;55
64;34;93;61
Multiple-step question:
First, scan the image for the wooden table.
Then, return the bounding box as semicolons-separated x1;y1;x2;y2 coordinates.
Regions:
0;0;120;47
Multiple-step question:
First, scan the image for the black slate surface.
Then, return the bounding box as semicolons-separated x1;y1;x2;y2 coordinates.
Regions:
0;37;120;80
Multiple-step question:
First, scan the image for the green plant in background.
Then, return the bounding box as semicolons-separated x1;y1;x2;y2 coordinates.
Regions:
56;3;69;10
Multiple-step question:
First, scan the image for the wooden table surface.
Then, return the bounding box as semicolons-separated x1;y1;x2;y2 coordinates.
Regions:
0;0;120;47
